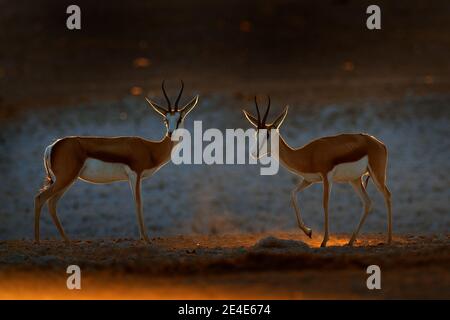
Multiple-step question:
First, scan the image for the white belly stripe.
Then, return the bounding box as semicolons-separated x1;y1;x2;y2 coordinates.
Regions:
78;158;166;184
78;158;130;184
293;156;369;183
332;156;368;182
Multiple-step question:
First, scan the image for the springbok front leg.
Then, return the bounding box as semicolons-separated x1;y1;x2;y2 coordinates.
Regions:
291;179;313;238
385;188;392;244
348;177;373;246
320;173;332;247
128;170;150;243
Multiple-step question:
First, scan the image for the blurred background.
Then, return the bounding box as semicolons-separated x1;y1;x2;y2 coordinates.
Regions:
0;0;449;240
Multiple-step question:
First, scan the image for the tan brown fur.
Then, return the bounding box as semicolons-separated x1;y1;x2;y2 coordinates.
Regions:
50;136;174;177
34;81;199;244
279;133;387;179
278;132;391;247
243;97;392;247
34;136;174;244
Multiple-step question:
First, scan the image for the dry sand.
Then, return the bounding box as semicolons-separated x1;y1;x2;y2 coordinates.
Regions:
0;233;449;299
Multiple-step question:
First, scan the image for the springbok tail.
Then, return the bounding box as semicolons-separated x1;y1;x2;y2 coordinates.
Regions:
41;145;55;191
41;175;53;191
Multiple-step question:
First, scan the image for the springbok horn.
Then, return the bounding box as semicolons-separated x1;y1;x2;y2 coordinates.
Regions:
162;80;172;111
174;80;184;111
262;95;271;125
254;96;261;127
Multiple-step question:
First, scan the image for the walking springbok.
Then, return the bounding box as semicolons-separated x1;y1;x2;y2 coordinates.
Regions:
243;97;392;247
34;81;199;244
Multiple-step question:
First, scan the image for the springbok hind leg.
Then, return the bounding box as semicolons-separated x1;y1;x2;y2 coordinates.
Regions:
368;165;393;244
35;175;78;244
348;178;373;246
48;188;71;243
376;185;392;244
34;186;56;244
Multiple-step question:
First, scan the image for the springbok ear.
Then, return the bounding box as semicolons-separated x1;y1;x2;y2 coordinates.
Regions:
180;95;199;119
271;105;289;129
145;97;167;117
242;110;258;127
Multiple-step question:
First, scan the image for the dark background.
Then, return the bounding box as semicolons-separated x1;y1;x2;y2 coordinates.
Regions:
1;0;449;113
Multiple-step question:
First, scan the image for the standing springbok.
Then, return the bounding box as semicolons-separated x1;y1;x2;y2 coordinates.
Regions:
243;97;392;247
34;81;199;244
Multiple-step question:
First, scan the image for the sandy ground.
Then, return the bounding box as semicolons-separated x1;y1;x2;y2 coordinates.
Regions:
0;233;449;299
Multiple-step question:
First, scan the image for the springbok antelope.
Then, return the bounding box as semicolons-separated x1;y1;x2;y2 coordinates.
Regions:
34;81;199;244
243;97;392;247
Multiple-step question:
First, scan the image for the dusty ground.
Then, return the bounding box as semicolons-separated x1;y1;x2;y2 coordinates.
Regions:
0;233;449;299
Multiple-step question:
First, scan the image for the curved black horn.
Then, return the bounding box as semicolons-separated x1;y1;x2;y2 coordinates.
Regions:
162;80;171;111
262;95;271;125
254;96;261;126
174;80;184;110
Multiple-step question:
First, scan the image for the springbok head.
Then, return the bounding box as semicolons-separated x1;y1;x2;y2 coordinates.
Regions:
243;95;288;158
146;80;199;137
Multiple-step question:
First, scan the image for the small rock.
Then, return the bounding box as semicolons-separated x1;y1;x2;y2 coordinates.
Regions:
252;236;310;250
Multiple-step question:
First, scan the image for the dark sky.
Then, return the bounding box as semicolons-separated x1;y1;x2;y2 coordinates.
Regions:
1;0;449;108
